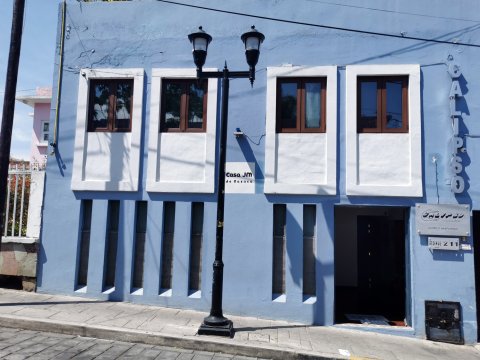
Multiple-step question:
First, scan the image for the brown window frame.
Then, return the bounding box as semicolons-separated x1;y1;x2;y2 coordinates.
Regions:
357;76;409;133
87;78;134;133
160;79;208;133
276;77;327;133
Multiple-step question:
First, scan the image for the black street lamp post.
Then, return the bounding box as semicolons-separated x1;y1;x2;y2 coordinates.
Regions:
188;26;264;338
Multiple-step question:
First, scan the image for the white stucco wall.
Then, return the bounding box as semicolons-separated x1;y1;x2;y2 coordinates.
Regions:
83;132;132;183
357;134;410;185
157;133;207;183
275;133;327;184
146;68;217;193
71;68;144;192
264;66;337;195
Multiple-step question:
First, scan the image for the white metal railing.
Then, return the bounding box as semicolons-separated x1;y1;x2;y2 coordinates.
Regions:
3;164;32;238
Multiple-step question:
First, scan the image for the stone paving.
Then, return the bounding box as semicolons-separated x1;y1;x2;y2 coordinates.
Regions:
0;289;478;359
0;327;265;359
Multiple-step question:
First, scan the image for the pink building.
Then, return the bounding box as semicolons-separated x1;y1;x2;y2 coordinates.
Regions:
16;87;52;167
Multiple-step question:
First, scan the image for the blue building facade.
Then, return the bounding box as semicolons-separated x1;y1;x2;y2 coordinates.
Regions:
38;0;480;344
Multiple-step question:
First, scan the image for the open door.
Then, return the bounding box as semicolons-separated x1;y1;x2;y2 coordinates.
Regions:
335;207;407;326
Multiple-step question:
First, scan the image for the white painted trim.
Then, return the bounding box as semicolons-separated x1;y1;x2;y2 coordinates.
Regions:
345;64;422;197
146;68;217;193
264;66;337;195
71;68;144;192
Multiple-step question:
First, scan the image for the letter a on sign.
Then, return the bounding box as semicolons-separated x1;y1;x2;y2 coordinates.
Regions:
450;81;463;98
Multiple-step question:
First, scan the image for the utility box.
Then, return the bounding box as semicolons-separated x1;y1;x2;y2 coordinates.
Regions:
425;301;463;344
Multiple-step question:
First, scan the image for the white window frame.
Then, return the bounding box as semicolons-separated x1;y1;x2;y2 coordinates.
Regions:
345;64;422;197
71;68;144;192
146;68;218;193
264;66;337;195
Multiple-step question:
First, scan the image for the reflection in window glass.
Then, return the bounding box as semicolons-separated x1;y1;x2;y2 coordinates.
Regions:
305;82;321;129
115;82;132;130
386;80;403;129
164;83;182;129
92;83;110;130
188;83;205;129
280;82;297;129
359;81;377;129
88;79;134;132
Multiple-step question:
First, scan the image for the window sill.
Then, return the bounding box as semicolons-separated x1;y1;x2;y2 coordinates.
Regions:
159;289;172;297
102;287;115;295
188;290;201;299
272;293;286;303
303;295;317;304
131;288;143;296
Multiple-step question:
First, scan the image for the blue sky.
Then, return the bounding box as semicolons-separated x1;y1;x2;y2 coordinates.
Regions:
0;0;60;160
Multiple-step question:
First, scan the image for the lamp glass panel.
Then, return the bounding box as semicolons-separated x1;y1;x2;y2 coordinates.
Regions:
193;37;207;51
245;36;260;50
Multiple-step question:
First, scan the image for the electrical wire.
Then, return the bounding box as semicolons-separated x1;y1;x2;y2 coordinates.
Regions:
156;0;480;48
302;0;480;24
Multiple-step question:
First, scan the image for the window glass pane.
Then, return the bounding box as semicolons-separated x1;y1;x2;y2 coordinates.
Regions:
43;134;49;141
279;82;297;129
43;122;49;132
163;82;182;129
187;82;205;129
305;82;321;129
359;81;377;129
115;81;132;130
91;82;110;130
386;80;403;129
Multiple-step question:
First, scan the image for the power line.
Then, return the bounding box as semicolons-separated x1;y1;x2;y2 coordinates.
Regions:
303;0;480;24
157;0;480;48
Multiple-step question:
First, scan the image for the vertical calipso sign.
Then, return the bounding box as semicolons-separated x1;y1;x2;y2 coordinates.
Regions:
449;63;465;193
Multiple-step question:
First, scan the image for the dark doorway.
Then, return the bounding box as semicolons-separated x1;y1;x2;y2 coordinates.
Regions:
335;206;407;326
473;211;480;341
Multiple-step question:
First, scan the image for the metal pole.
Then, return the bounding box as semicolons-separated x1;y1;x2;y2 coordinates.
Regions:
198;64;234;337
0;0;26;251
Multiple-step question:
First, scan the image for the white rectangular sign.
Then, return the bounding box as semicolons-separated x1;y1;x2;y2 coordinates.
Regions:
416;204;470;236
428;237;460;251
225;162;255;194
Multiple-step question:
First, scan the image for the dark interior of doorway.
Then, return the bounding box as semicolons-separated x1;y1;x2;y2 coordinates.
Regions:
334;206;407;326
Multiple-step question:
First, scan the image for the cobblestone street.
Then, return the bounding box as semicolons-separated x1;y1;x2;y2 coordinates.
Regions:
0;327;266;360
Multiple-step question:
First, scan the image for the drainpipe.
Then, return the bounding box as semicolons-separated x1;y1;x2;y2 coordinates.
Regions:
50;0;66;152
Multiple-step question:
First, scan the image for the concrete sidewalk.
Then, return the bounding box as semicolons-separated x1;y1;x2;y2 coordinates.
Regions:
0;289;478;360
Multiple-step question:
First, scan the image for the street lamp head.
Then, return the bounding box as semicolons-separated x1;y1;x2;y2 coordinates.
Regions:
188;26;212;71
241;26;265;86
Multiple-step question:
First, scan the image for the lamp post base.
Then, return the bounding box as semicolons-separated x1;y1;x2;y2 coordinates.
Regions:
198;316;234;338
